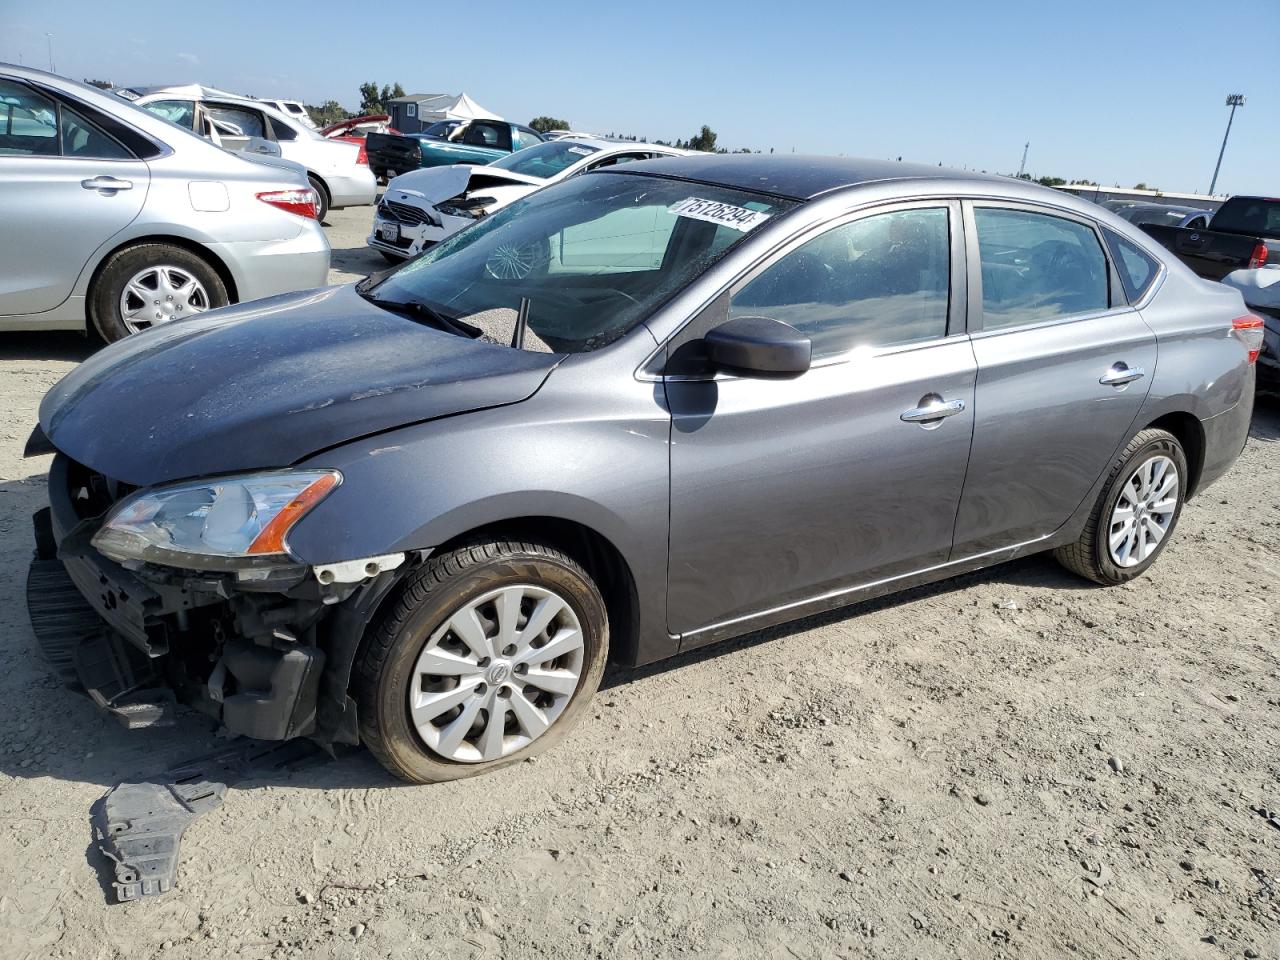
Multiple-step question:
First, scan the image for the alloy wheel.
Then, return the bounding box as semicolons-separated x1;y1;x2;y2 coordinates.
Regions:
118;265;212;333
1108;454;1179;568
408;584;585;763
484;242;542;280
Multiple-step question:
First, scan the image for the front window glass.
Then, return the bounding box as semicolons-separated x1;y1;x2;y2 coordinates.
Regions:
490;140;601;179
974;208;1109;329
731;207;951;358
370;172;793;353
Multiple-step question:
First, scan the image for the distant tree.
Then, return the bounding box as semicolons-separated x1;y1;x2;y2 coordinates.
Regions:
359;81;405;114
1036;175;1067;187
529;116;570;134
685;125;718;153
307;100;350;126
1132;182;1158;191
83;78;113;89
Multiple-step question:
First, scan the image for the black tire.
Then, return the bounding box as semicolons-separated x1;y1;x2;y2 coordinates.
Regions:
379;251;407;266
1054;428;1188;585
90;243;229;343
356;540;609;783
308;175;330;224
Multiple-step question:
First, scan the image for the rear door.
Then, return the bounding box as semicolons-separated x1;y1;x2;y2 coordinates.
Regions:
951;201;1156;557
666;201;976;637
0;77;148;316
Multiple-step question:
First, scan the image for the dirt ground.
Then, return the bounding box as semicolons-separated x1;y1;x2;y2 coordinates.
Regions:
1;207;1277;960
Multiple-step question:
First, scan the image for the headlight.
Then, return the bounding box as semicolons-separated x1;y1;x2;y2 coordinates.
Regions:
91;470;340;571
436;195;497;219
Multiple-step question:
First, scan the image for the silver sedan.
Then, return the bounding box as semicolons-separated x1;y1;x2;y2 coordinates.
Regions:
0;64;330;342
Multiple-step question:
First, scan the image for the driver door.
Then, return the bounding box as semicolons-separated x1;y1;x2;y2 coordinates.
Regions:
665;201;977;639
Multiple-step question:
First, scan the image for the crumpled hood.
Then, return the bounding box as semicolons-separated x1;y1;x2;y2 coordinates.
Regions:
40;285;561;486
387;164;543;206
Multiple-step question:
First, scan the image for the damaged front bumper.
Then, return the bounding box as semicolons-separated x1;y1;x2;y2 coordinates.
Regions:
26;453;405;745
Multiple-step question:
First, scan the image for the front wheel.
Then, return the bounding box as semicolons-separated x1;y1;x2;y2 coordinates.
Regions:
356;540;609;783
1054;428;1187;585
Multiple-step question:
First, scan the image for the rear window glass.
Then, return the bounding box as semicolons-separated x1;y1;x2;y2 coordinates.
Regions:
1104;229;1160;302
1210;197;1280;236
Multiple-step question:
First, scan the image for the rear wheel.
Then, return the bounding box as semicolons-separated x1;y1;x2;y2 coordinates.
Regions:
90;243;228;342
1054;428;1187;585
308;175;330;223
356;540;608;783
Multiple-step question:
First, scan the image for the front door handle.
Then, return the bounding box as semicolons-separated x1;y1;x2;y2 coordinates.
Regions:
901;396;966;424
81;176;133;193
1099;363;1145;386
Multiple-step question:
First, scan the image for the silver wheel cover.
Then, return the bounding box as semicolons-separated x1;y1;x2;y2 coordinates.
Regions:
119;265;211;333
1108;454;1179;568
409;584;585;763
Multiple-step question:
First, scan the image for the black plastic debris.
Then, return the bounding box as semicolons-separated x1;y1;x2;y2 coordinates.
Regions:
95;775;225;901
93;739;324;902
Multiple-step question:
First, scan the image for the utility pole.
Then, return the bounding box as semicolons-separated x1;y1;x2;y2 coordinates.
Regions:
44;33;54;73
1017;141;1030;178
1208;94;1245;196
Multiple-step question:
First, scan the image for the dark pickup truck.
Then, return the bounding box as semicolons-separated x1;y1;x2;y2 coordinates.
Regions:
1140;195;1279;280
365;119;544;180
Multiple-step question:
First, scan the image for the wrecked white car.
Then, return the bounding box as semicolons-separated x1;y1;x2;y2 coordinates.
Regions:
367;138;685;262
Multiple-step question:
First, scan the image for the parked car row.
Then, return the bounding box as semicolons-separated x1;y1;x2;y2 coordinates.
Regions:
0;65;330;341
115;84;376;221
367;137;687;262
1137;195;1280;379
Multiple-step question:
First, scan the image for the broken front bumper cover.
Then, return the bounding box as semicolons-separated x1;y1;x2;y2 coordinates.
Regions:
26;455;407;745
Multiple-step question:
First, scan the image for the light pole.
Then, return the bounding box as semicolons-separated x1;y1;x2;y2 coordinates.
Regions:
1208;93;1245;196
44;32;54;73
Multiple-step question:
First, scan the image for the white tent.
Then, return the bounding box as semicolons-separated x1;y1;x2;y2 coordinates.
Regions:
412;92;502;123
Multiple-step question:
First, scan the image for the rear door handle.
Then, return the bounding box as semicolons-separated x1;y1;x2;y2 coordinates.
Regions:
81;176;133;192
901;396;966;424
1099;363;1145;386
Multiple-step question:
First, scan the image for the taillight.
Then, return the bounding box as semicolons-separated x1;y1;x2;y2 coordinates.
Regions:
356;141;368;165
1247;242;1268;269
257;189;317;219
1232;314;1265;364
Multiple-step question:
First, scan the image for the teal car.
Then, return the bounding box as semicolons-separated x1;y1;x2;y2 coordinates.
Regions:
365;119;545;179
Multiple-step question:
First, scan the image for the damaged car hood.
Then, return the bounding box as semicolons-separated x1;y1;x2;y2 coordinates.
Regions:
387;164;544;206
40;285;561;486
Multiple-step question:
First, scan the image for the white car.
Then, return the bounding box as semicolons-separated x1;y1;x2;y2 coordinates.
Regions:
256;98;317;129
367;138;686;262
118;85;376;220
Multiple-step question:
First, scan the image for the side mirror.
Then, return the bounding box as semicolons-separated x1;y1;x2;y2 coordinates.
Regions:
704;315;811;377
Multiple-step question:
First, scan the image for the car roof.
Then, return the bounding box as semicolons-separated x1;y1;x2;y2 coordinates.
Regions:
606;153;1008;201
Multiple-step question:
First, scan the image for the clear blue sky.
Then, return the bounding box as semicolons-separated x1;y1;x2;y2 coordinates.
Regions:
5;0;1277;195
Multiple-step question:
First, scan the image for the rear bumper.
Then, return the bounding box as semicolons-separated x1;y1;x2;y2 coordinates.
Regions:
210;223;331;302
1196;374;1255;493
324;167;378;208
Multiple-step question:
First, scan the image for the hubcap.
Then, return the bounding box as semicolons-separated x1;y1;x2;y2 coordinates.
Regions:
408;584;585;763
1108;454;1179;568
119;265;211;333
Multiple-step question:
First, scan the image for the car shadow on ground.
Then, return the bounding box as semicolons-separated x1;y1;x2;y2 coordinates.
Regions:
1;394;1277;795
0;331;100;363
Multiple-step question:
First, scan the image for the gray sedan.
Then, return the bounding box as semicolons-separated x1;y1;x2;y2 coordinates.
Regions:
29;156;1258;783
0;65;329;341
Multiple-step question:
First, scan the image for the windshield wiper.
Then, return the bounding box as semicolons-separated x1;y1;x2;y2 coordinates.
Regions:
359;292;483;340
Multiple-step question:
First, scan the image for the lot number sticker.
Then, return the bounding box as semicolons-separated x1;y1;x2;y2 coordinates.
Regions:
668;197;770;232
